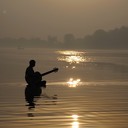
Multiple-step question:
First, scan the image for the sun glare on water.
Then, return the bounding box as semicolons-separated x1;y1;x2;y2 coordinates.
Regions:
72;115;79;128
67;78;81;88
57;50;85;88
57;50;85;64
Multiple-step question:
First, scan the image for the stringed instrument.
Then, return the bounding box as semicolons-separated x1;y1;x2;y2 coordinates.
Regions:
34;67;59;83
41;67;59;76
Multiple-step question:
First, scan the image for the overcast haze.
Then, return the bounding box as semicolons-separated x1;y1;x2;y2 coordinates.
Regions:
0;0;128;39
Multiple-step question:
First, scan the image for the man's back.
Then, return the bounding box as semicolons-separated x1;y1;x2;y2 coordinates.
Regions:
25;66;35;85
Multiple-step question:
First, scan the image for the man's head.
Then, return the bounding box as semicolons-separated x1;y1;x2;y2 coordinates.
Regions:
29;60;36;67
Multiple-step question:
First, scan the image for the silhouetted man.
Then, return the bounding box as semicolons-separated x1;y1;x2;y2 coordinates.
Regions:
25;60;57;107
25;60;36;86
25;59;46;87
25;60;46;107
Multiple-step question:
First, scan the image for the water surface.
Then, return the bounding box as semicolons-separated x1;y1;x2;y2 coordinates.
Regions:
0;48;128;128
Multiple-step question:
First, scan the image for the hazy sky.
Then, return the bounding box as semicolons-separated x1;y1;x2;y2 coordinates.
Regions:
0;0;128;39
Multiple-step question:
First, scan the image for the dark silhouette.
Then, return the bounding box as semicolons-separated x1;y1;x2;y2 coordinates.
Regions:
25;60;58;108
25;60;36;86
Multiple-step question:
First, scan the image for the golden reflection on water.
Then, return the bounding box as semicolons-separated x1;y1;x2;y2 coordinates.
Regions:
72;115;79;120
57;50;85;87
57;50;84;56
72;115;79;128
67;78;81;88
57;50;86;64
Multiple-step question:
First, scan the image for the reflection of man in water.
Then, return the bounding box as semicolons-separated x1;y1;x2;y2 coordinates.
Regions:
25;60;36;86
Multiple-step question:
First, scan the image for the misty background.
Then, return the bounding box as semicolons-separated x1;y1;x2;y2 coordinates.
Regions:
0;0;128;49
0;26;128;49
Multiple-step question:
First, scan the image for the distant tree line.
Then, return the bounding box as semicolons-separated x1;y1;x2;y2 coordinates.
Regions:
0;26;128;49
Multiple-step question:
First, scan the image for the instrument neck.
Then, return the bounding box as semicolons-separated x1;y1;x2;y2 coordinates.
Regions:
41;69;55;76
